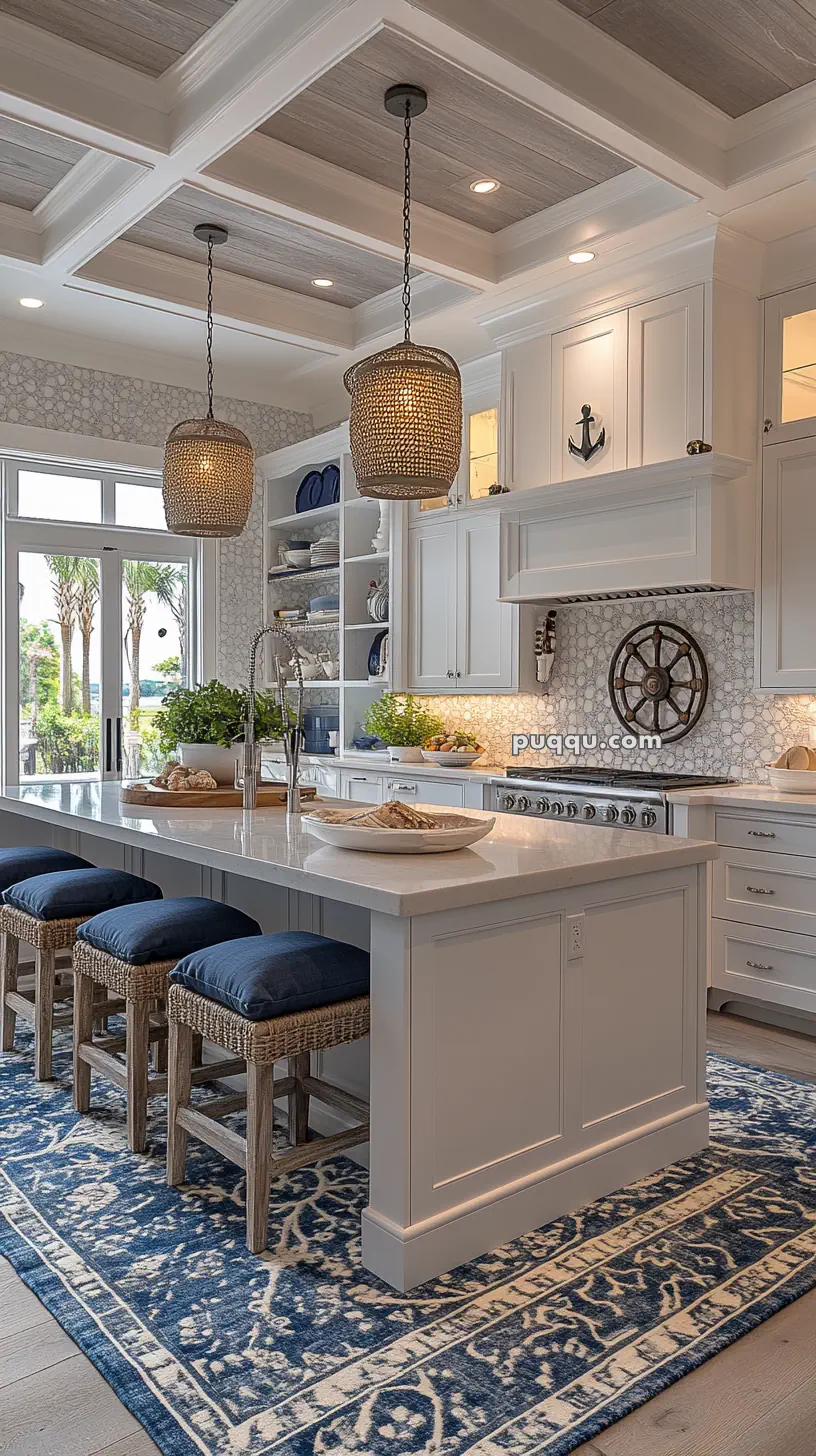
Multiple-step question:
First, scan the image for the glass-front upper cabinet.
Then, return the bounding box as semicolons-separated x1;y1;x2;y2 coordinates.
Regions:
417;404;500;513
764;283;816;444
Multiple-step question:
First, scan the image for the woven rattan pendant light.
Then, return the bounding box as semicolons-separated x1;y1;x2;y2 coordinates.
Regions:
344;84;462;500
163;224;254;537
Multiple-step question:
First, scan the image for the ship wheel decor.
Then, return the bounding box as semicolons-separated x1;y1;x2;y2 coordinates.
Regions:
608;620;709;743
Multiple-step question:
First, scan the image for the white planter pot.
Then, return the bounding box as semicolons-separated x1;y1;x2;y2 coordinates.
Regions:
387;745;423;763
178;743;240;785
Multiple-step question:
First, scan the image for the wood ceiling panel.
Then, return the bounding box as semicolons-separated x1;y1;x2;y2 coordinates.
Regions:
259;29;631;232
0;116;86;209
0;0;236;77
556;0;816;116
124;186;408;308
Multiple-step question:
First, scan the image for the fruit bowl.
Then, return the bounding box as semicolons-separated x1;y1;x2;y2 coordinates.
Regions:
421;749;484;767
767;766;816;793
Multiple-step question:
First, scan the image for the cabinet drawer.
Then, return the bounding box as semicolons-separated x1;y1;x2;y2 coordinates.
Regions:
712;918;816;1014
715;811;816;859
385;776;465;808
340;772;383;804
298;763;339;797
713;848;816;934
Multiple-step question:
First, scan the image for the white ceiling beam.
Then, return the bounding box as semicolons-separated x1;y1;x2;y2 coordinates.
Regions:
75;241;354;353
394;0;729;196
201;134;497;287
0;203;43;266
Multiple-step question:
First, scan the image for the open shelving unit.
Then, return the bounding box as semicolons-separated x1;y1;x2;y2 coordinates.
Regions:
258;423;405;754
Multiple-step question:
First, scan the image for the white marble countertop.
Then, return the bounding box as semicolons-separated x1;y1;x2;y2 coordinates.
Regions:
667;783;816;813
0;783;716;918
269;752;504;783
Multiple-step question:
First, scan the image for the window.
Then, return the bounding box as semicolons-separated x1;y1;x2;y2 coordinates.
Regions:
2;456;208;785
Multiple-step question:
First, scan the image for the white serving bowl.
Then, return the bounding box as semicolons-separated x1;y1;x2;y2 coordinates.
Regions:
421;749;484;767
767;765;816;793
303;813;495;854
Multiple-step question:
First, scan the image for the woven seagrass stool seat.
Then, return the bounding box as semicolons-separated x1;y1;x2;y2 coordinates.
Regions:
166;931;371;1253
1;865;161;1082
72;897;262;1153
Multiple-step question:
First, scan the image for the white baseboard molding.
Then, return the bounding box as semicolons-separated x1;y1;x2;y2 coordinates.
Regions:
361;1103;709;1292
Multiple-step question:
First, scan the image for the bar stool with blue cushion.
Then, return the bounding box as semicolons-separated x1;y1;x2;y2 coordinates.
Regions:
2;866;161;1081
72;897;263;1153
0;846;92;1057
166;931;370;1253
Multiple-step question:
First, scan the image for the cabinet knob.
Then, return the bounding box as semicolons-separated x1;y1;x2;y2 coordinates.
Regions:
746;960;773;971
748;830;775;838
446;670;454;678
763;418;773;433
456;670;462;677
393;783;417;792
746;885;775;895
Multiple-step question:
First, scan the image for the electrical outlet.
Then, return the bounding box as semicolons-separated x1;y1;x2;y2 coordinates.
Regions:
566;913;584;960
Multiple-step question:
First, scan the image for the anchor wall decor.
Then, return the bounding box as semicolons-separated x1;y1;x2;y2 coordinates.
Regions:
568;403;605;463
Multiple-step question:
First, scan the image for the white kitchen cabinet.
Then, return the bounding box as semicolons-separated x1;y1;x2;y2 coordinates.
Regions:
757;436;816;691
385;775;465;808
500;334;551;492
763;281;816;446
409;512;517;693
340;770;383;803
551;309;628;481
627;286;704;467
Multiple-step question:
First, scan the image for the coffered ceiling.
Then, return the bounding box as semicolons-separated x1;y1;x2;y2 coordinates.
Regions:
0;116;85;209
555;0;816;117
259;30;632;232
0;0;237;77
124;186;409;308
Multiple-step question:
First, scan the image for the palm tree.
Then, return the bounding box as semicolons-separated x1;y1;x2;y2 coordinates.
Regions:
74;559;99;716
45;556;79;714
169;571;188;682
123;561;176;720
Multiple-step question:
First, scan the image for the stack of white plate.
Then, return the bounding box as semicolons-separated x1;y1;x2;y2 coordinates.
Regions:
310;539;340;566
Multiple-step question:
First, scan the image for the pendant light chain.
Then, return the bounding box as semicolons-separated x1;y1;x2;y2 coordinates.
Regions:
206;235;215;419
402;99;412;344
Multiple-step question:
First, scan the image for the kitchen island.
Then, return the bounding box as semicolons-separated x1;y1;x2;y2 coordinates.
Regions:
0;782;716;1291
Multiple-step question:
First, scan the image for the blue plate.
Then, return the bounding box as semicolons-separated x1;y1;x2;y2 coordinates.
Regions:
368;628;388;678
321;463;341;504
295;469;325;513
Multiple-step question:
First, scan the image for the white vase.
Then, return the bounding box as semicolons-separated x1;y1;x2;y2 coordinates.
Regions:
387;745;423;763
372;499;391;553
178;743;240;785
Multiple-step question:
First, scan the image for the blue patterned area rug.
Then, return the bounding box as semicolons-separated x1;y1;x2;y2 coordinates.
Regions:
2;1030;815;1456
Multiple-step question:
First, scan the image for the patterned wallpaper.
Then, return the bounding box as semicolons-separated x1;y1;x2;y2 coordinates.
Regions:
423;593;816;784
0;349;312;682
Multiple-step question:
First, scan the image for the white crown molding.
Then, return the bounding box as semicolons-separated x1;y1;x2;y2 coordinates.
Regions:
0;203;43;266
352;273;476;347
34;154;151;263
0;12;160;104
460;351;501;398
256;421;350;475
0;423;164;471
762;223;816;297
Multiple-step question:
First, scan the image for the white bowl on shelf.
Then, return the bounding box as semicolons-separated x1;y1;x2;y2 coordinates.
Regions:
421;749;484;767
285;550;312;568
766;765;816;793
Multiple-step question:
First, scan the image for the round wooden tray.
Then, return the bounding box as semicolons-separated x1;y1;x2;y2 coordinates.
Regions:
120;782;317;809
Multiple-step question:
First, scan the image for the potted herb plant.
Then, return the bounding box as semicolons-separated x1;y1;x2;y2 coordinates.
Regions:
158;680;286;783
363;693;443;763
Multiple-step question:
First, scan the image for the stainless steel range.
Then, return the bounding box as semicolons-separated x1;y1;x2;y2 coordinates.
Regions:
488;767;736;833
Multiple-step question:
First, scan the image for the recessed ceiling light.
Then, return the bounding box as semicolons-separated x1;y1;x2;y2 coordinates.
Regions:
19;297;44;308
311;277;334;288
568;250;595;264
470;178;500;194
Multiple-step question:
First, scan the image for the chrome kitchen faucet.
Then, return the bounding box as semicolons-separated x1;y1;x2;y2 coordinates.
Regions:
239;624;305;814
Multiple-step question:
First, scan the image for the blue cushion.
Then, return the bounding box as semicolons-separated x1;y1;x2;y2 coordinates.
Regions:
0;846;92;894
77;896;262;965
170;931;370;1021
4;868;162;922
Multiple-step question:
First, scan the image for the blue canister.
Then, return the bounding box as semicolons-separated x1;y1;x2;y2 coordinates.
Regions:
303;709;340;754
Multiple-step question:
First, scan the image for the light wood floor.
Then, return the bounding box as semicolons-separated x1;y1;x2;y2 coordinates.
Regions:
1;1011;814;1456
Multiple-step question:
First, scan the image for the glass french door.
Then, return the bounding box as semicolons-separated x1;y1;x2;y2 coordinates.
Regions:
5;523;197;785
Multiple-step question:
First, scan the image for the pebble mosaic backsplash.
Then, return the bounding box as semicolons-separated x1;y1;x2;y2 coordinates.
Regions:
423;593;816;784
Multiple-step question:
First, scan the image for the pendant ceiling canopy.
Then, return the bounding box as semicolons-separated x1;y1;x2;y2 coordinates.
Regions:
345;84;463;501
163;223;254;538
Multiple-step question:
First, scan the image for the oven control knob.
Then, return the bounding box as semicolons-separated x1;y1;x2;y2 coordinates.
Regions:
501;794;516;811
566;801;578;817
641;808;657;828
601;804;618;823
551;800;564;815
515;796;530;812
535;798;550;813
621;807;637;825
583;804;596;819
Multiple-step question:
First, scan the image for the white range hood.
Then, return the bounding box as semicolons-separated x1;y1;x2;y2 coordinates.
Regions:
498;453;754;603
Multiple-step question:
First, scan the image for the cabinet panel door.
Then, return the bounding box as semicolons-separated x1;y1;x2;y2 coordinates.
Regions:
763;282;816;446
551;310;628;481
500;334;551;492
456;512;516;691
407;519;457;692
628;286;704;467
340;771;383;803
758;437;816;690
385;775;465;808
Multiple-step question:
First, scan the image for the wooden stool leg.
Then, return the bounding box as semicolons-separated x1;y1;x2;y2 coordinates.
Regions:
246;1061;274;1254
288;1052;310;1145
1;931;19;1052
126;1000;150;1153
192;1032;203;1067
167;1019;193;1187
155;999;168;1074
34;948;56;1081
73;970;94;1113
